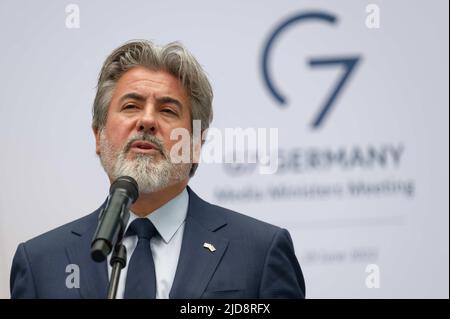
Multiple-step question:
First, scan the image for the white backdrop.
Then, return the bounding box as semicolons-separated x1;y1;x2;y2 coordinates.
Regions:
0;0;448;298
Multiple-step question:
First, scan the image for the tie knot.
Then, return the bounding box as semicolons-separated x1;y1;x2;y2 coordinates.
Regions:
126;218;158;240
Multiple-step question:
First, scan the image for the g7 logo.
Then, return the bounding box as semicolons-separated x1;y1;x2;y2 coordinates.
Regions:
261;11;362;129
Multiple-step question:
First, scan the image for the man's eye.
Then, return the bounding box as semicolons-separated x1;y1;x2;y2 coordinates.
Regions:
162;108;176;115
123;104;137;110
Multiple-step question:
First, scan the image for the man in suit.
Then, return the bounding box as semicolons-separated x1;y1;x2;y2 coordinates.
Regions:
10;40;305;299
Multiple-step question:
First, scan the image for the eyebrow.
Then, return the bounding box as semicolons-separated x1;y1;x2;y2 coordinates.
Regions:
156;96;183;110
119;92;146;104
119;93;183;110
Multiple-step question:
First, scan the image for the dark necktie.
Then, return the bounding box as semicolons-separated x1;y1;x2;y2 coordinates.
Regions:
123;218;158;299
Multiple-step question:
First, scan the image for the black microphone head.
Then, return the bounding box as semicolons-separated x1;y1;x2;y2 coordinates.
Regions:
109;176;139;203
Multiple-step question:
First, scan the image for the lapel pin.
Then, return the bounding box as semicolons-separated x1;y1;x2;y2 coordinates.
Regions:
203;242;216;252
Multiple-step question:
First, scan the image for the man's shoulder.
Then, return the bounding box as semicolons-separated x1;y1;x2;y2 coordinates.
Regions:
21;209;99;252
211;202;281;233
188;187;284;241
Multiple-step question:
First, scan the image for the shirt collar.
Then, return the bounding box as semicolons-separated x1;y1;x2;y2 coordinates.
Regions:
126;187;189;244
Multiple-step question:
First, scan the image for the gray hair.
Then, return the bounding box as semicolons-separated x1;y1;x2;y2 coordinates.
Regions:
92;40;213;177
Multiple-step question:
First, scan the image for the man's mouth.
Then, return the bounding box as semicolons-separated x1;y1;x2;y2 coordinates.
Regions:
129;140;160;154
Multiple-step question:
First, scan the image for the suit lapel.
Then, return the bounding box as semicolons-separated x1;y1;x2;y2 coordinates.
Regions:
65;210;109;299
169;187;229;299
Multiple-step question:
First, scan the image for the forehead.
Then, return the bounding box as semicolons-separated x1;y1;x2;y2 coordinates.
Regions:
111;66;189;105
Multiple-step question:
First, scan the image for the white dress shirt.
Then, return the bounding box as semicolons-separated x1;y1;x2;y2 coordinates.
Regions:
107;188;188;299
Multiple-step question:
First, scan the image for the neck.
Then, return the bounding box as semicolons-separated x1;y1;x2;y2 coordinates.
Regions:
129;178;189;217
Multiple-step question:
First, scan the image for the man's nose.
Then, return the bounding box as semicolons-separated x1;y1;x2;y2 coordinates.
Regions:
136;109;157;134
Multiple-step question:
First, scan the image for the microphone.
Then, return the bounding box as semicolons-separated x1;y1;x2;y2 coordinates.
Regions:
91;176;139;262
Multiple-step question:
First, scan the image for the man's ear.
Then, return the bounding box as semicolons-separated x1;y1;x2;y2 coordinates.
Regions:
93;126;101;155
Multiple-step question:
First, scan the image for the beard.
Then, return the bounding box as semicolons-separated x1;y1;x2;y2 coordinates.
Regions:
98;129;192;194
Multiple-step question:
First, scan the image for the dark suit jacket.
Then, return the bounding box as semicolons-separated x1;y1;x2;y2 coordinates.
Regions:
10;187;305;299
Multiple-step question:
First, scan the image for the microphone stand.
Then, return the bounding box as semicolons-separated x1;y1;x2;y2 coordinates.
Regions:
106;205;130;299
107;241;127;299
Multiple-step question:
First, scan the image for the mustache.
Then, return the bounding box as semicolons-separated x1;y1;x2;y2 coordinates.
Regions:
123;133;166;157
